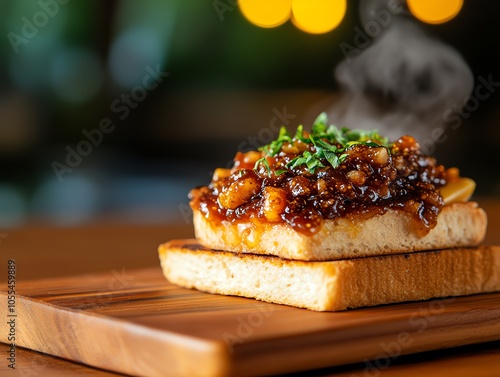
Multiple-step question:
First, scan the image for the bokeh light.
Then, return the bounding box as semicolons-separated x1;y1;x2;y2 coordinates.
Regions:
291;0;347;34
31;176;99;226
50;48;103;104
109;27;166;88
239;0;292;28
0;185;26;228
407;0;463;24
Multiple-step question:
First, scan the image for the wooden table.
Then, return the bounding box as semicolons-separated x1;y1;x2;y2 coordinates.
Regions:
0;198;499;376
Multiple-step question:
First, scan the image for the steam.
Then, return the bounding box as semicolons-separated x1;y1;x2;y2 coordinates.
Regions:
328;0;473;144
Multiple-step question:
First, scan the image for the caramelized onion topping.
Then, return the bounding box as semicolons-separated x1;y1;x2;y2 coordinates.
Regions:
190;135;458;237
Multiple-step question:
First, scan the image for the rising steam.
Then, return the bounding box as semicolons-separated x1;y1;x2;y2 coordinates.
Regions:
328;0;473;147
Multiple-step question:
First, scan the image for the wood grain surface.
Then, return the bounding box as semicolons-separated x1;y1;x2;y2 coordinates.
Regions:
0;198;499;376
1;341;499;377
1;267;500;377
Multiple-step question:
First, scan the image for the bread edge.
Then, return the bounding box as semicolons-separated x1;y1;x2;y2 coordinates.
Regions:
193;202;487;261
158;241;500;311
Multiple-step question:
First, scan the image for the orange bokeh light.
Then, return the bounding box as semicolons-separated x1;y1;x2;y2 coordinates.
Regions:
239;0;292;28
291;0;347;34
407;0;463;24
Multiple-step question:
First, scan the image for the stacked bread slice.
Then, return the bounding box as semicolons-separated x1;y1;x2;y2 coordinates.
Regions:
158;201;500;311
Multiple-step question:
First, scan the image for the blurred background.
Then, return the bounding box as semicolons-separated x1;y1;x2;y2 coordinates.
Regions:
0;0;499;228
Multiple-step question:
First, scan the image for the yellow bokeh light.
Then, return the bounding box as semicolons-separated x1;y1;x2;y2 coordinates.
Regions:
291;0;347;34
407;0;463;24
239;0;292;28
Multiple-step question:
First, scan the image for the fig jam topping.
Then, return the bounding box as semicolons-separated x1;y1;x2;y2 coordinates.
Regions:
190;114;459;237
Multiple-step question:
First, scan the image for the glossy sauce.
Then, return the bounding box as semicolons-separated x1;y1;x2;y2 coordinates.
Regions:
190;136;458;237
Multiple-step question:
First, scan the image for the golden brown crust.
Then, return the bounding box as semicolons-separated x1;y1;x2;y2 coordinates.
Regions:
159;241;500;311
192;202;487;261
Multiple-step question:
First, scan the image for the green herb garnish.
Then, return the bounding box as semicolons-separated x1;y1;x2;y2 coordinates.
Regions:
253;156;271;176
260;125;292;156
253;113;390;176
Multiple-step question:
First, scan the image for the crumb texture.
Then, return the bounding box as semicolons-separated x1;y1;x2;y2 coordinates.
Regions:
193;202;487;261
159;242;500;311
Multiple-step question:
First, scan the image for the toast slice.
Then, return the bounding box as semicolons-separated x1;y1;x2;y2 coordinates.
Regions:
158;240;500;311
193;202;487;261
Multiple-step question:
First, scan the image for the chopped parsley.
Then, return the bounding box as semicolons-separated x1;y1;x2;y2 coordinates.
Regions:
253;112;390;175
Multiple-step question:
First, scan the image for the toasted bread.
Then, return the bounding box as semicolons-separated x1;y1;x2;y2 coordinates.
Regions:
159;241;500;311
193;202;487;261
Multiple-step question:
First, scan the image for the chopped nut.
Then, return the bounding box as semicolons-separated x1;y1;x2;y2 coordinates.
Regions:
212;168;231;181
281;142;299;154
218;176;260;209
262;187;286;222
243;151;262;165
346;170;367;186
316;179;328;193
370;147;389;165
287;176;312;197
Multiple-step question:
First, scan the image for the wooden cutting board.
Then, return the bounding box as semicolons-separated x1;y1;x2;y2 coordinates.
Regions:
1;267;500;377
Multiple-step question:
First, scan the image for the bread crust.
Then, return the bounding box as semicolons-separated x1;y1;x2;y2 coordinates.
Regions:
193;202;487;261
159;241;500;311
